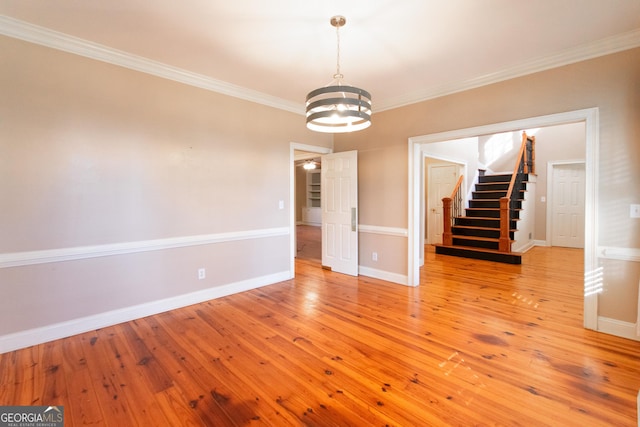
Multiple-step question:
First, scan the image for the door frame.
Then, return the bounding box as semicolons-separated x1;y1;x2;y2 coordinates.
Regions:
408;107;599;330
547;160;586;248
289;143;332;277
425;158;466;246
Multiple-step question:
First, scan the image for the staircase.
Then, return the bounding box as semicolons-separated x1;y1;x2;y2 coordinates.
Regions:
435;171;524;264
435;132;535;265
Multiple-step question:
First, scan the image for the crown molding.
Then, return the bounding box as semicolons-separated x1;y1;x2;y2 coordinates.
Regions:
376;28;640;111
2;16;639;114
0;16;304;115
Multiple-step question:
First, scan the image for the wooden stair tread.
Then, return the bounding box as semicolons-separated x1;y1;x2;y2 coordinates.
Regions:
453;225;518;232
434;244;523;264
435;244;522;256
457;215;517;219
466;207;500;210
469;198;524;202
451;235;514;243
472;192;527;197
465;207;524;212
477;180;531;183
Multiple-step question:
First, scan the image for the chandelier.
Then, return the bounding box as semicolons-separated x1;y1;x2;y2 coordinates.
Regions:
305;16;372;133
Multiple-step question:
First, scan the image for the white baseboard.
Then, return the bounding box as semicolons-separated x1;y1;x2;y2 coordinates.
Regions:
597;316;640;342
0;270;290;354
513;241;536;253
359;266;409;286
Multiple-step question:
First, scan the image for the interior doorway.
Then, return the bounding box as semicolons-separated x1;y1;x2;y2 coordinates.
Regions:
408;108;599;330
295;152;322;262
425;159;464;245
289;143;332;275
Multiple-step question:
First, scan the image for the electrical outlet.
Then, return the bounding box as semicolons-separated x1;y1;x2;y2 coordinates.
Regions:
372;252;378;261
198;268;206;280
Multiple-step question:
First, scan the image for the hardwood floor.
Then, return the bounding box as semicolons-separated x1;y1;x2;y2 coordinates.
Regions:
296;225;321;262
1;246;639;426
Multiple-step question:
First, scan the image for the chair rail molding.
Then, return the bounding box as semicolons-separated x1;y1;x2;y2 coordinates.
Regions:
0;227;289;269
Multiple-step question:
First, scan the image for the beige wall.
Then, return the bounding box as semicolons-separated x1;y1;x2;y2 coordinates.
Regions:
0;36;332;341
476;123;586;242
530;122;586;241
335;47;640;324
1;34;638;346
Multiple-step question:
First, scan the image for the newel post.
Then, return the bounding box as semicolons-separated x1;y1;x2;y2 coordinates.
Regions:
498;197;511;253
442;197;453;246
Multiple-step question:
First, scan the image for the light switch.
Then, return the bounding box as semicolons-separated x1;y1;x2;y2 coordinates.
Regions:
278;200;284;210
630;204;640;218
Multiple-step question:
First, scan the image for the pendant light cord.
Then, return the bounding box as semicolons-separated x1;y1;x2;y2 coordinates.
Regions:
334;21;343;81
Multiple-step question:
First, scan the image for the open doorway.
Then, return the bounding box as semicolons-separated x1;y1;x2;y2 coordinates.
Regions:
289;143;332;275
408;108;599;330
295;154;322;262
421;123;586;251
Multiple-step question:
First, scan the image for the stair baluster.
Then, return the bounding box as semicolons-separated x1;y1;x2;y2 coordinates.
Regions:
499;132;535;252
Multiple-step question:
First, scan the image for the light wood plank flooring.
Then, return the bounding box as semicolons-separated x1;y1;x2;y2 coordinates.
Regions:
296;225;321;262
1;246;639;425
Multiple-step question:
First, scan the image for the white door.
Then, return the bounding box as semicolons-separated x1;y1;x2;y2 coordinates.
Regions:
322;150;358;276
551;163;585;248
427;163;459;244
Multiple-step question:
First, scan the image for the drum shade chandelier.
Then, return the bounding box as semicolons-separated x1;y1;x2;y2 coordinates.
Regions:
305;16;372;133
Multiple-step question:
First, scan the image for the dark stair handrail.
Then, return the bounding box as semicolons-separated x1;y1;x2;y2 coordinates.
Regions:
499;132;535;252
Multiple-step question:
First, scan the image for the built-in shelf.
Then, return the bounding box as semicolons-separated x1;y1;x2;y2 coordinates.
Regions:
303;170;321;225
307;170;321;208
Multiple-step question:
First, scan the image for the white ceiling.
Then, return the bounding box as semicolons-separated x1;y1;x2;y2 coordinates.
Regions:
1;1;639;113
